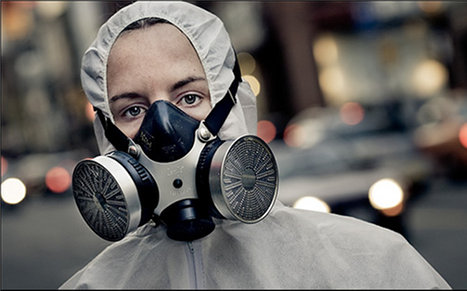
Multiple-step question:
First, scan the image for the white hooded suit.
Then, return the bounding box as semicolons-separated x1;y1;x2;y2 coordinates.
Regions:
60;1;450;289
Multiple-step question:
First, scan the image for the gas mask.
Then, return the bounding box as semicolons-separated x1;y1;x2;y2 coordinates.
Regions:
72;64;278;242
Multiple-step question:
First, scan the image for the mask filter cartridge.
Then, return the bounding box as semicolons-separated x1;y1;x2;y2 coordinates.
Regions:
72;134;278;242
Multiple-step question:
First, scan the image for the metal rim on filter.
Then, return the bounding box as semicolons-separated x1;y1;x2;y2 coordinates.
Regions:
72;157;141;241
210;135;278;223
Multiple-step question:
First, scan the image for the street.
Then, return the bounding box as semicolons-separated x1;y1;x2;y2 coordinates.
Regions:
2;176;467;289
404;177;467;289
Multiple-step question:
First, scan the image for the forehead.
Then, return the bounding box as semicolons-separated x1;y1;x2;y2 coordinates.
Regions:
107;23;205;84
110;23;197;60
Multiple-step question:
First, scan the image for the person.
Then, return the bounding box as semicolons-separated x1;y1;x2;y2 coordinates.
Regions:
60;1;451;289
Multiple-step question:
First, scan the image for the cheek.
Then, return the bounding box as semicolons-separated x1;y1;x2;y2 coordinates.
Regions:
187;101;212;121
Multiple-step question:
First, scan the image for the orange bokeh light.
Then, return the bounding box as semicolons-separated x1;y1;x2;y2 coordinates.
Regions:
459;123;467;149
85;101;95;122
1;156;8;177
340;102;365;125
257;120;276;144
381;202;405;217
45;166;71;193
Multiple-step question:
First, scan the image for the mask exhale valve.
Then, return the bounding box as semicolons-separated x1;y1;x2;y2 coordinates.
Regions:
160;199;215;241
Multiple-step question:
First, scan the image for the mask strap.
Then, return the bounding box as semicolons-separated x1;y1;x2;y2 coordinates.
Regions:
202;57;242;137
96;108;132;152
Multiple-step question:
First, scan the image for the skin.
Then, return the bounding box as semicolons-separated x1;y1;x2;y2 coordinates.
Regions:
107;23;211;139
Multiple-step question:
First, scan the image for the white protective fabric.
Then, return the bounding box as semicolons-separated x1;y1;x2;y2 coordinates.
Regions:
62;1;451;289
82;1;256;155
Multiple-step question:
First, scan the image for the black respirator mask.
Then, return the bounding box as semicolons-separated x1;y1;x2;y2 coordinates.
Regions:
72;62;278;242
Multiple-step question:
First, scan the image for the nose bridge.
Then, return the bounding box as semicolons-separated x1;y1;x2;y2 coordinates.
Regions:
149;90;174;105
146;81;173;105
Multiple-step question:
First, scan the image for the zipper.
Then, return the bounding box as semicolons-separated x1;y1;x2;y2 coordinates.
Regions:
185;241;205;289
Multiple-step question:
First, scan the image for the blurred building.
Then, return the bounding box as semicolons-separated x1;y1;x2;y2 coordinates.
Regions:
2;2;105;157
2;1;467;197
3;1;467;152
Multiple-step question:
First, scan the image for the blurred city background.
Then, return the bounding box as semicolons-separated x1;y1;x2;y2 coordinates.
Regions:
2;1;467;289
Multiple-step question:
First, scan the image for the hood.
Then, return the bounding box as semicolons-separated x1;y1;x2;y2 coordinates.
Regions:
81;1;257;154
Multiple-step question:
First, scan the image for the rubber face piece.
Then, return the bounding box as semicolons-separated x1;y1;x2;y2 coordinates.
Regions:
134;100;200;162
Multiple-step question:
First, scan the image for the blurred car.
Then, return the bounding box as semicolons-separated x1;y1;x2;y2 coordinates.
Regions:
271;99;434;237
1;149;93;208
413;93;467;180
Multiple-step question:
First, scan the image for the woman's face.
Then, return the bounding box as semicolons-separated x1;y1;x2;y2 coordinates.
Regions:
107;23;211;139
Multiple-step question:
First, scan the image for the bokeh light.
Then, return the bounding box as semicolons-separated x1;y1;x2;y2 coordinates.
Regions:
293;196;331;213
243;75;261;96
318;66;346;104
368;178;404;211
1;177;27;205
2;2;36;41
237;52;256;75
313;34;339;66
35;1;67;19
381;202;404;217
257;120;276;143
45;166;71;193
412;59;448;97
459;123;467;149
283;123;306;148
418;1;443;15
85;101;95;122
1;156;8;177
340;102;365;125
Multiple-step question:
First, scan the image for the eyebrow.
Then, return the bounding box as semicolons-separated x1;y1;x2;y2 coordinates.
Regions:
109;92;141;103
170;76;206;92
109;76;206;103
